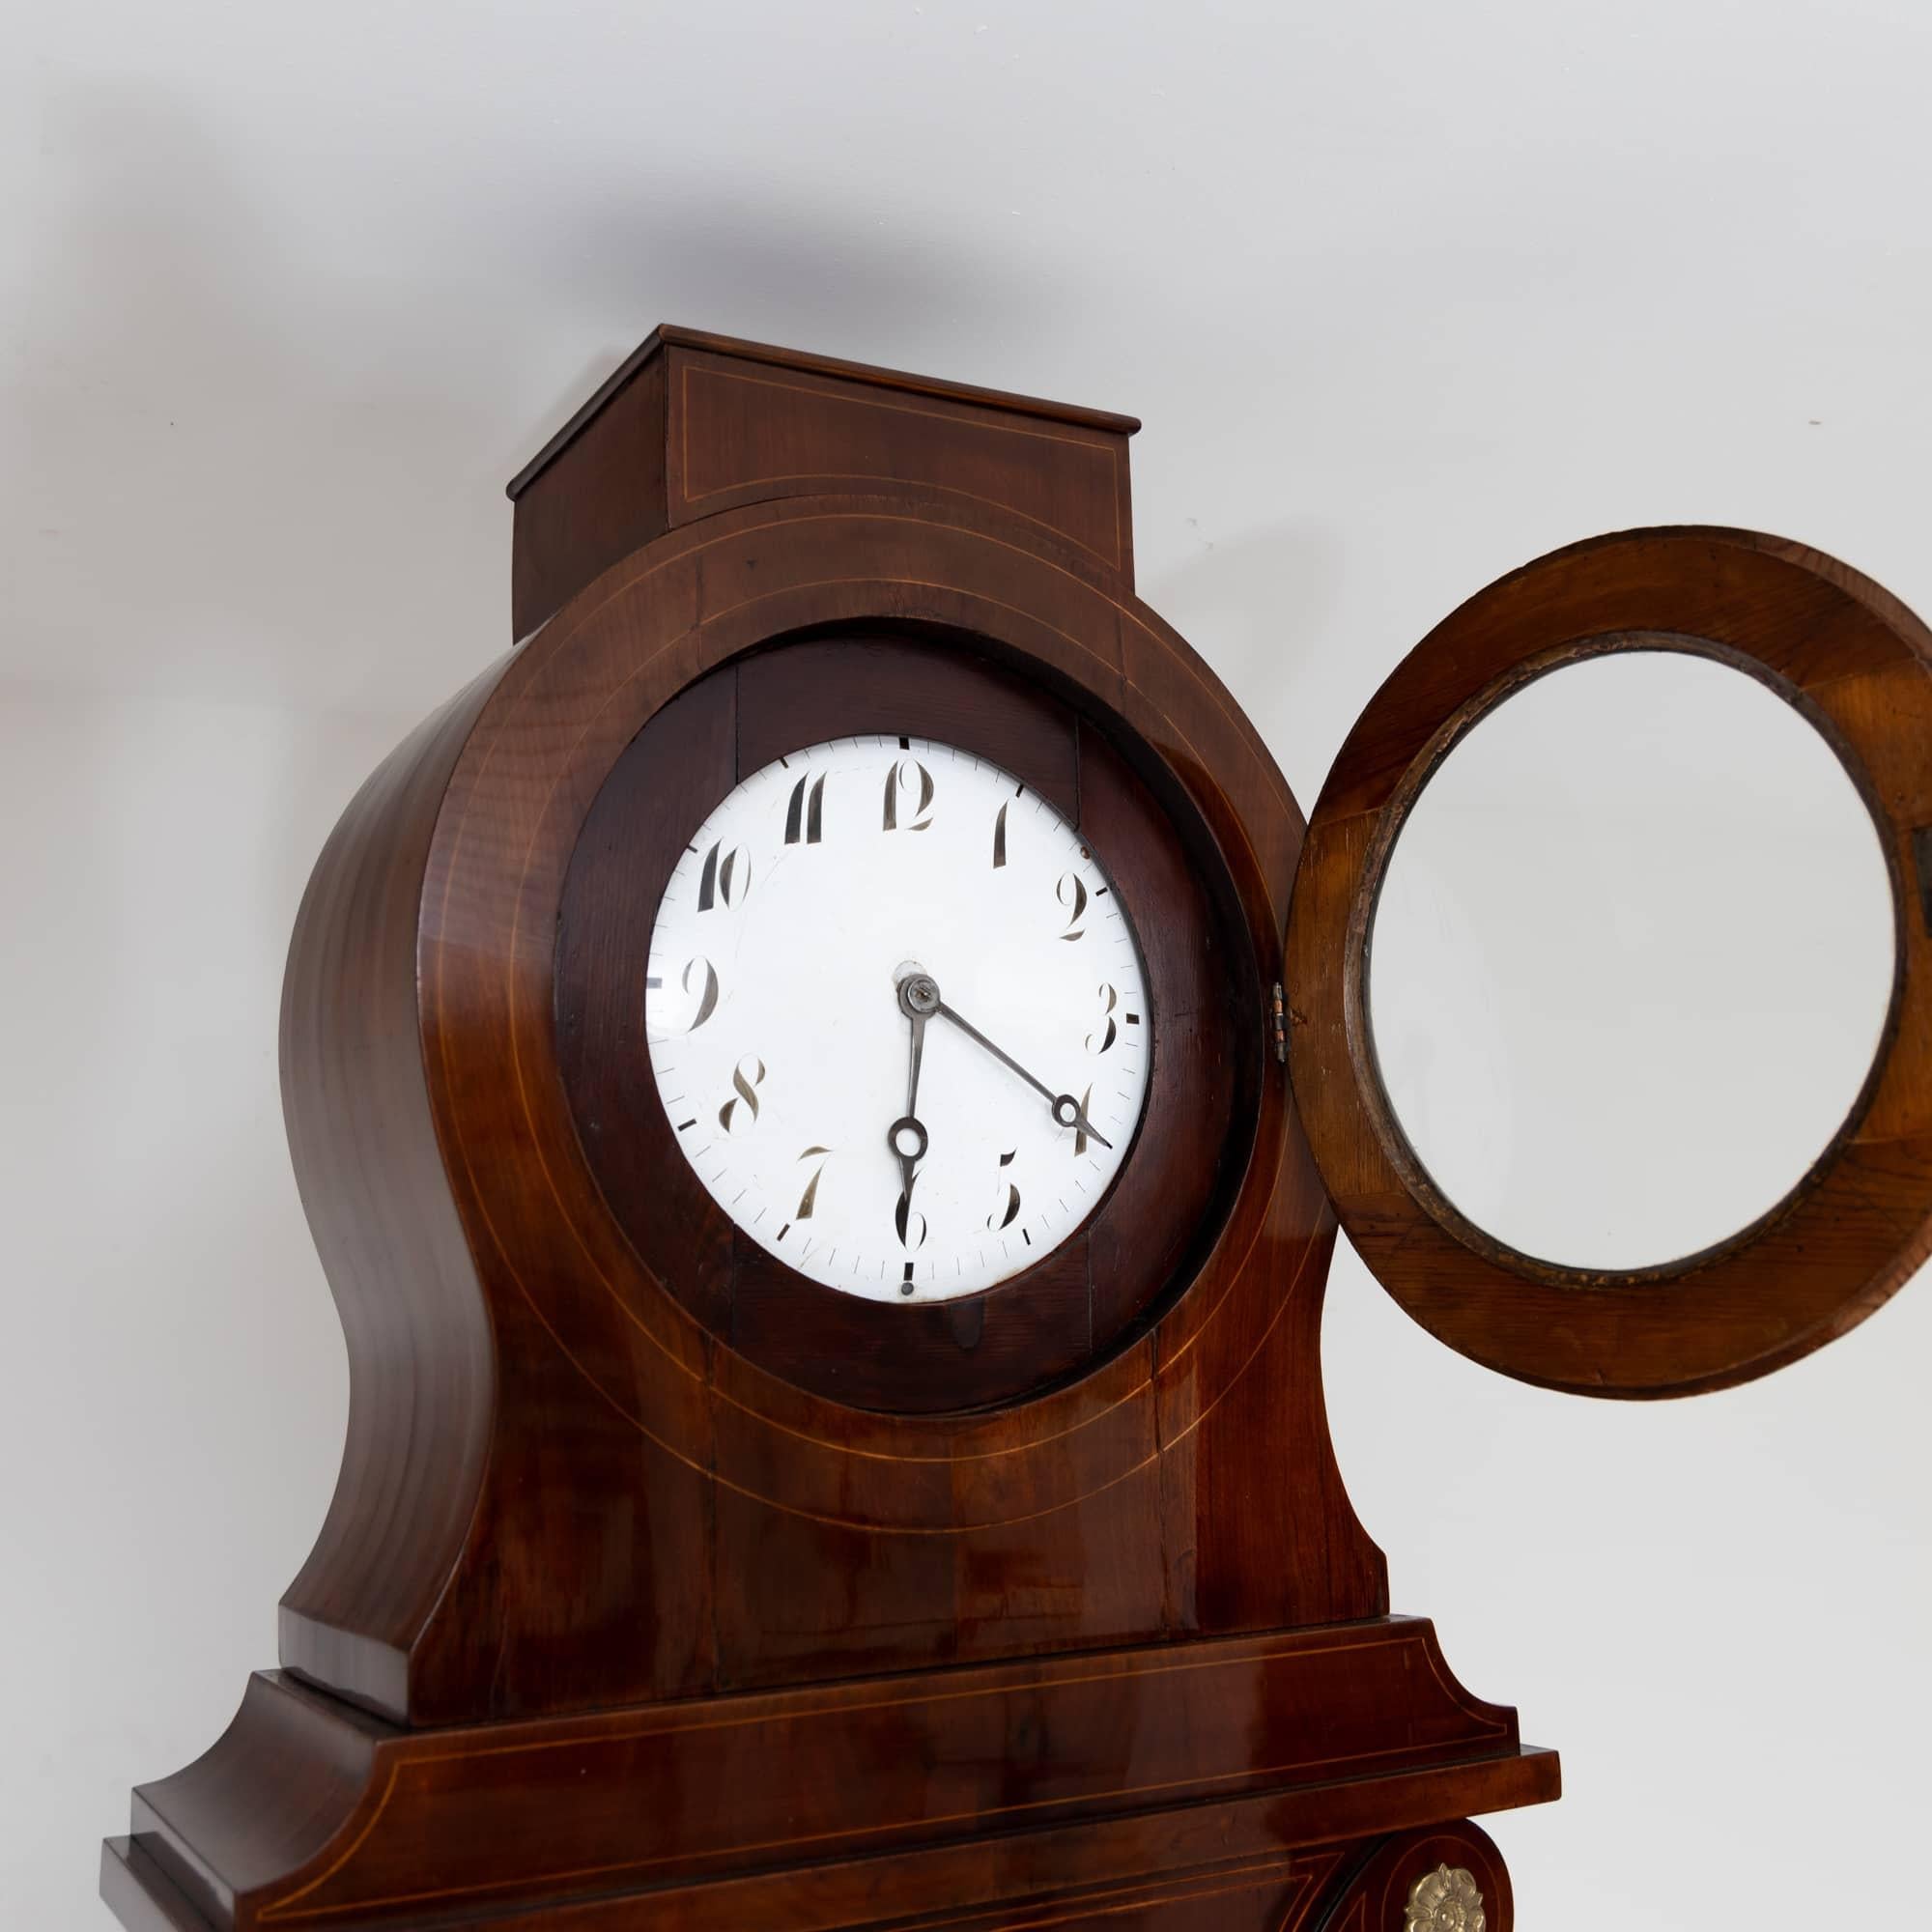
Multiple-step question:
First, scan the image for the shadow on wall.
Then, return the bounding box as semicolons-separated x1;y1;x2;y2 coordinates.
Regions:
513;180;1090;440
1139;518;1350;807
8;81;1089;715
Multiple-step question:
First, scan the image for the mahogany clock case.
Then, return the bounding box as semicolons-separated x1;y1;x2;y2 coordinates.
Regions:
96;327;1930;1932
557;629;1255;1413
101;327;1511;1932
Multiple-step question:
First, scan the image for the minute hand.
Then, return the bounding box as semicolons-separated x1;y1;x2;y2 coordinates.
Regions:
932;999;1113;1149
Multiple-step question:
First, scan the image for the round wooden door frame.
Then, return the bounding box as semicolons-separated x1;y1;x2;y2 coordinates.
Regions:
1285;526;1932;1398
418;492;1337;1529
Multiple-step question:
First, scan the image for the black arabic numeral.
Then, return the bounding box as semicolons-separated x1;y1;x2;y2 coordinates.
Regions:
784;774;826;845
895;1175;927;1251
1087;982;1119;1054
1056;871;1088;941
717;1055;765;1134
679;956;720;1032
796;1146;832;1218
987;1149;1021;1230
696;840;751;910
883;757;935;832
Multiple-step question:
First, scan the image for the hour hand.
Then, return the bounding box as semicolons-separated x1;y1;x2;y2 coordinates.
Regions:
888;979;932;1196
887;1108;928;1199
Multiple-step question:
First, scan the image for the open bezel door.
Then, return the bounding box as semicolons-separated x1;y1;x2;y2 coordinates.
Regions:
1284;526;1932;1397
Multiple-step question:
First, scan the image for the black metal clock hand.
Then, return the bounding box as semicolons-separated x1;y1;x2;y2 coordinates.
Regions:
899;973;1112;1149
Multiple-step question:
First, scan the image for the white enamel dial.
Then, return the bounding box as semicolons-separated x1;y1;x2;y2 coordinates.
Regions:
644;735;1152;1301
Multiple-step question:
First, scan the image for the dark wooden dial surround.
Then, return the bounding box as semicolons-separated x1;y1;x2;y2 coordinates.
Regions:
555;631;1251;1412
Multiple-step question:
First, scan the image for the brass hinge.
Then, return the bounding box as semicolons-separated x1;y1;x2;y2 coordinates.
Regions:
1268;981;1288;1065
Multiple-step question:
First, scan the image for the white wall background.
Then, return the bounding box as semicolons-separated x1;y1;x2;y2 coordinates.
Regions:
5;2;1929;1925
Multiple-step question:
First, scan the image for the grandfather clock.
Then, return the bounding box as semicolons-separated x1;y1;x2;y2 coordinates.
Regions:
101;327;1932;1932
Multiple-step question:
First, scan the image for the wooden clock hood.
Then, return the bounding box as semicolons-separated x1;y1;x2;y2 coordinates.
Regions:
100;326;1932;1932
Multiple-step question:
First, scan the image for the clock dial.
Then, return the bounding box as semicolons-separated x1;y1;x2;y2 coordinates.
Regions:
644;734;1152;1300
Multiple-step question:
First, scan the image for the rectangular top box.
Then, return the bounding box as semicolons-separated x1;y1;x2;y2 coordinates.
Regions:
507;325;1140;638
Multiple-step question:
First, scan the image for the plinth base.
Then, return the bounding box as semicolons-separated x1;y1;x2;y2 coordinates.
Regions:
100;1618;1558;1932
